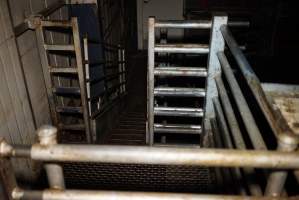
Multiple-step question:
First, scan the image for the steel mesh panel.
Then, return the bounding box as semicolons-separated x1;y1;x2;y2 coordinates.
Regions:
63;163;215;193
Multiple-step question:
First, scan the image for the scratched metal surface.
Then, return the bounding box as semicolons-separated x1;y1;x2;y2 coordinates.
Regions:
262;83;299;135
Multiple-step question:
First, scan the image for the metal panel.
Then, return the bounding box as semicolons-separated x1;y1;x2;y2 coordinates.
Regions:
204;15;227;123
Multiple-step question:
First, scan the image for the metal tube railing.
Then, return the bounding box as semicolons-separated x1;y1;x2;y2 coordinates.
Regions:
12;188;290;200
220;25;287;139
1;142;299;170
217;24;299;197
83;35;126;119
213;97;246;195
217;52;267;150
215;76;263;196
1;125;299;200
154;44;210;54
210;118;235;194
154;20;249;29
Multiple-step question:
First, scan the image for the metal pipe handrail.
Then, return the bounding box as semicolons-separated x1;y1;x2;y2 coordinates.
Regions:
12;188;293;200
220;25;297;141
155;20;249;29
217;23;299;197
155;44;210;54
215;76;263;196
155;20;211;29
217;52;267;150
1;142;299;169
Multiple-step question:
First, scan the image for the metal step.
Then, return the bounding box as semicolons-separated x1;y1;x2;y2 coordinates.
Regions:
154;123;202;134
53;87;81;95
154;107;204;117
56;106;83;114
154;87;205;97
154;67;207;77
59;123;85;131
154;44;209;54
44;44;75;51
49;67;78;74
41;20;72;27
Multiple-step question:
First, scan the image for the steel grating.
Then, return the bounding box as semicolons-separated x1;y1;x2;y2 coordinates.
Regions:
63;163;215;193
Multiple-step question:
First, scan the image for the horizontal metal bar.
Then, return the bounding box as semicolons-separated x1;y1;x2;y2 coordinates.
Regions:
154;20;249;29
49;67;77;74
56;106;83;114
44;44;75;51
154;87;206;97
154;123;202;134
155;44;209;54
40;20;72;27
65;0;98;4
155;20;211;29
154;107;204;117
154;67;207;77
53;87;81;95
7;145;294;168
12;188;290;200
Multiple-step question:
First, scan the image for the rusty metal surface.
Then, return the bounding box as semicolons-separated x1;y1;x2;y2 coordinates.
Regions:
221;26;299;145
262;83;299;135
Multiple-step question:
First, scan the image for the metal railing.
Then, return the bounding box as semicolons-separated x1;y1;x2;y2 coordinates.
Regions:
1;124;299;199
206;15;299;197
2;14;299;200
83;38;127;119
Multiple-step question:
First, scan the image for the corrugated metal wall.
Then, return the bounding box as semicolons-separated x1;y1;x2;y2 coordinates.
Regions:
0;0;66;181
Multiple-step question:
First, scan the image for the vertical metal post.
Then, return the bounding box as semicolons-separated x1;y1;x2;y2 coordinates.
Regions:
35;20;57;125
83;37;92;117
203;14;227;143
72;18;92;143
37;125;65;190
265;134;299;196
147;17;155;145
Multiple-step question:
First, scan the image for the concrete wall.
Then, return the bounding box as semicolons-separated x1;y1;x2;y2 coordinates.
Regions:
137;0;184;49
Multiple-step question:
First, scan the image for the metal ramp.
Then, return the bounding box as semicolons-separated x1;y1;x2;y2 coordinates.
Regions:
147;18;214;146
35;18;91;143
